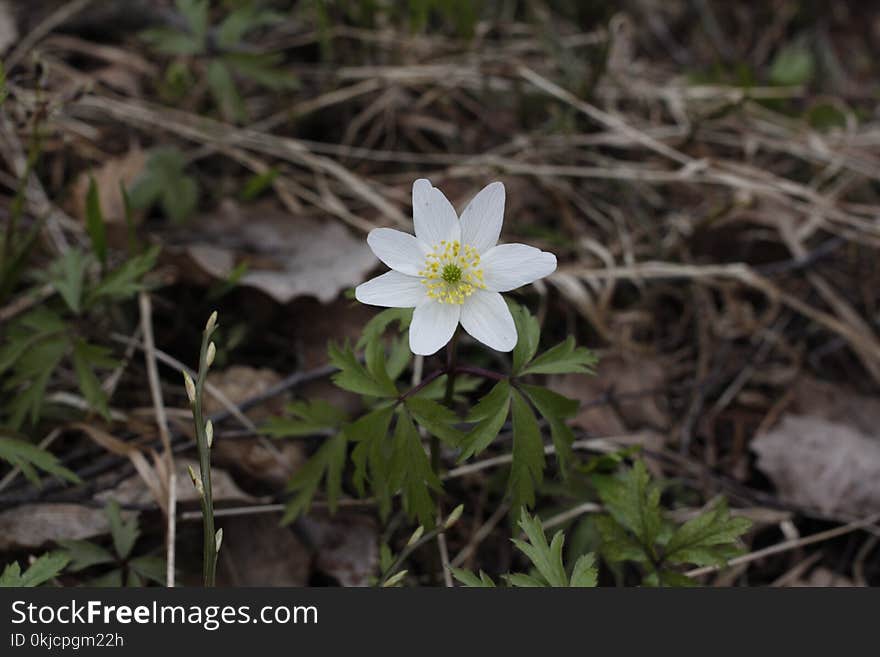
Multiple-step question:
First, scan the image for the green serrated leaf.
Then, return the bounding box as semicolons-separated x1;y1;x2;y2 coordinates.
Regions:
281;432;347;524
594;515;649;563
458;379;510;461
511;512;568;586
405;397;464;447
0;552;69;587
451;567;495;587
128;148;197;223
46;249;89;314
507;390;544;511
348;405;395;511
593;461;663;552
128;555;167;585
662;500;751;567
521;336;597;376
71;339;113;420
521;384;578;475
357;307;413;350
86;246;159;306
262;399;348;438
0;436;80;485
390;410;441;528
105;501;139;560
510;302;540;374
328;341;396;397
570;553;598;587
56;539;116;572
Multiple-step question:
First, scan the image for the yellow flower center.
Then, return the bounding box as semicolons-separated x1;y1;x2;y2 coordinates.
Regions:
419;240;486;304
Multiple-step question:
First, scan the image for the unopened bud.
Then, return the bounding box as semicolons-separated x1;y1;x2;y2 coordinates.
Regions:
444;504;464;529
187;465;203;496
205;311;218;334
183;371;196;404
205;342;216;367
406;526;424;547
205;420;214;448
382;570;407;587
215;528;223;552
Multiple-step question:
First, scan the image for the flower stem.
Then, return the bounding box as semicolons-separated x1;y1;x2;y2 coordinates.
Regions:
191;315;219;587
433;329;461;473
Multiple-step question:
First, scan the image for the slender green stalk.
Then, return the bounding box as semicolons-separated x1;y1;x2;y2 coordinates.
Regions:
186;312;220;586
432;329;460;474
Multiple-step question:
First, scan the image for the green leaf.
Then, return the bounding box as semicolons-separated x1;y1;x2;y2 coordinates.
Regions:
594;515;649;563
458;380;510;461
263;399;348;437
207;60;247;123
520;336;597;376
451;567;495;587
593;461;663;555
405;397;464;447
511;512;568;587
328;341;397;397
56;539;115;572
4;336;68;429
663;500;751;567
356;308;413;351
390;410;441;528
128;556;167;585
240;168;279;201
128;148;197;223
224;52;299;90
507;390;544;511
105;501;139;560
86;246;159;305
348;405;395;501
281;432;347;524
85;177;107;267
0;552;69;587
770;39;814;86
140;27;202;56
570;553;598;587
71;339;113;420
217;6;284;49
503;572;544;587
46;249;88;314
521;384;578;475
0;434;80;486
510;302;540;375
177;0;208;48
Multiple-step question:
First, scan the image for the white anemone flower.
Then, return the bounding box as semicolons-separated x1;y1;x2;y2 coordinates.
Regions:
355;179;557;355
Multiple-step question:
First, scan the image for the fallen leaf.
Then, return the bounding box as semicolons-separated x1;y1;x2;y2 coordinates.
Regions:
790;567;859;587
548;353;669;436
0;459;255;551
298;513;378;587
0;1;17;54
215;514;310;586
0;503;111;552
69;147;147;225
183;200;376;304
751;415;880;516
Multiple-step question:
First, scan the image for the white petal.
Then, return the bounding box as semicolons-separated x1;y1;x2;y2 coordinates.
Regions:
459;181;505;253
355;271;425;308
366;228;428;276
460;290;516;352
409;300;460;356
481;243;557;292
412;178;460;247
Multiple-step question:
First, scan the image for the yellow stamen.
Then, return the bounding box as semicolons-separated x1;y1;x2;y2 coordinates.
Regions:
418;240;486;305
